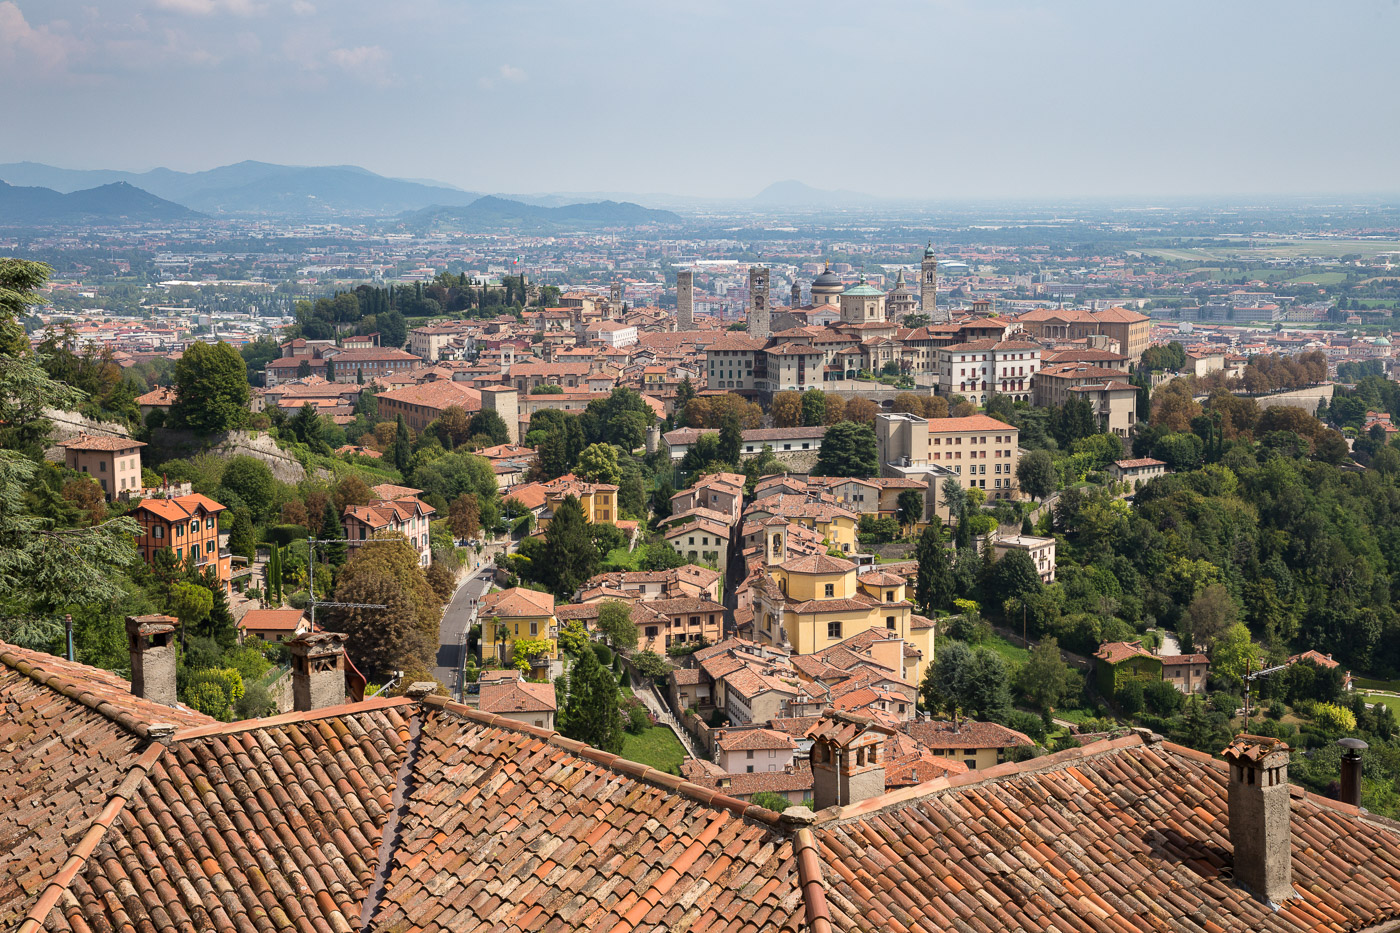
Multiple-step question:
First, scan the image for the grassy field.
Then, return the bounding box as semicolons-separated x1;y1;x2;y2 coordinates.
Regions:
1283;271;1347;285
619;725;687;775
602;546;644;570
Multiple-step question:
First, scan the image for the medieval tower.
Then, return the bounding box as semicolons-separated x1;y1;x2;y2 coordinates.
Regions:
921;241;946;323
748;266;771;340
676;269;694;330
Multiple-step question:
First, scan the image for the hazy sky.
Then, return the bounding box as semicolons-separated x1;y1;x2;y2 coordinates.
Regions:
3;0;1398;199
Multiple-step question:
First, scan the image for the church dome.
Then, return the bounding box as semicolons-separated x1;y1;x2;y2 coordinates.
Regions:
924;241;936;259
812;265;843;289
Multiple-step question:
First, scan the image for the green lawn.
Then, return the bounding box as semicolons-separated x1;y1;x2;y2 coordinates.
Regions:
1355;676;1400;692
1283;271;1347;285
619;725;687;775
1364;694;1400;717
603;546;644;570
982;633;1030;666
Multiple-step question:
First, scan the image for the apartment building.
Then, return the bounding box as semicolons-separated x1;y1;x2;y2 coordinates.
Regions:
934;339;1041;404
342;494;436;567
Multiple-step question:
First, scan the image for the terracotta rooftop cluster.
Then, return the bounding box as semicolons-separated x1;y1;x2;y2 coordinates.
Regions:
7;642;1400;931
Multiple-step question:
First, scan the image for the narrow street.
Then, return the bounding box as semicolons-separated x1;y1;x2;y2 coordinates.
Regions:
434;558;496;695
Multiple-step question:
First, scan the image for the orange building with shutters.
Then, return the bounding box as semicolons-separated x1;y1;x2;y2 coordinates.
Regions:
131;493;231;589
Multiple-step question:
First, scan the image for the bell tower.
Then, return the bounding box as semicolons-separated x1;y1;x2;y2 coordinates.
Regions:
921;241;945;323
748;266;771;341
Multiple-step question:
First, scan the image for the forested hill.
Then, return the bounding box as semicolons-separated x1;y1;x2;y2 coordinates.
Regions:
401;196;681;232
0;181;201;226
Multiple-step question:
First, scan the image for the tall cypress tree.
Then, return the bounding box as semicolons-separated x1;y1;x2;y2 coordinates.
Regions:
393;414;412;475
915;522;954;615
321;500;347;567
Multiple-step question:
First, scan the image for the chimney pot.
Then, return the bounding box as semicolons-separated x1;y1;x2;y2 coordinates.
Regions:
1337;737;1368;807
405;681;438;700
287;631;350;712
1222;734;1296;907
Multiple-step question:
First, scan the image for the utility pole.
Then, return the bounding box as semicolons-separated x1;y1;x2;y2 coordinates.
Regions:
304;536;394;632
1242;660;1289;728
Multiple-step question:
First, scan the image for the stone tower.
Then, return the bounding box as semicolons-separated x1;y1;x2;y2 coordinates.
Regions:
809;710;893;810
676;270;694;330
791;279;802;309
747;266;771;341
886;269;917;320
921;241;946;323
610;281;624;315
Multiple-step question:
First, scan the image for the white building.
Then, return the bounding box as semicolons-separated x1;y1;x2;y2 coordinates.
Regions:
935;339;1041;404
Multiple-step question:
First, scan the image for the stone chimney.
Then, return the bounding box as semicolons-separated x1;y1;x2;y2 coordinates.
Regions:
287;631;350;712
126;614;180;706
807;710;894;810
1222;734;1296;906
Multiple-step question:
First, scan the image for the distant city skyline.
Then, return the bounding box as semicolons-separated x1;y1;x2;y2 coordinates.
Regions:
4;0;1399;199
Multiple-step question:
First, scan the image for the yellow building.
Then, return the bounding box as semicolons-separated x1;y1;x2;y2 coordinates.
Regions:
540;477;620;527
479;587;559;679
752;553;934;684
744;495;860;555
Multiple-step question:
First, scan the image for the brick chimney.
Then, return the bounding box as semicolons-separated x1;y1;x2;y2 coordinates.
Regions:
126;614;180;706
807;710;894;810
1222;734;1296;906
287;632;350;712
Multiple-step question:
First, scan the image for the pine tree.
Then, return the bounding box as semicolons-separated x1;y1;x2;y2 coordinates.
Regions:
227;507;257;559
561;646;624;753
393;414;412;474
718;411;743;465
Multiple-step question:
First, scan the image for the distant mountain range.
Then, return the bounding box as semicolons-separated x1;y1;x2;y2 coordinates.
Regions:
752;180;879;208
402;196;681;232
0;161;482;217
0;180;201;226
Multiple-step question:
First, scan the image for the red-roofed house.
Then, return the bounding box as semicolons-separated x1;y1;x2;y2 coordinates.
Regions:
131;493;231;589
57;434;146;500
237;608;311;643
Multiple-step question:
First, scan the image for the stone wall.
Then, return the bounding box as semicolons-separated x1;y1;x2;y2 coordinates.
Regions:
148;427;310;483
42;408;135;460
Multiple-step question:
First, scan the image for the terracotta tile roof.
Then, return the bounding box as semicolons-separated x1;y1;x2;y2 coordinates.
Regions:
778;554;855;574
715;728;797;751
1094;639;1155;664
904;717;1033;750
1161;653;1210;666
371;483;424;499
1113;457;1167;469
480;586;556;618
236;607;307;632
364;698;802;933
133;492;226;523
478;680;557;714
56;433;145;451
924;414;1017;434
0;644;214;928
376;380;482;412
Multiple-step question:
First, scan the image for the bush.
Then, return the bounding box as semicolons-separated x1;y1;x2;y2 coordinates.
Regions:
1143;679;1184;717
593;642;613;668
1116;680;1145;716
1002;709;1047;745
751;791;794;812
265;524;310;547
1313;702;1358;735
632;650;672;681
626;704;651;734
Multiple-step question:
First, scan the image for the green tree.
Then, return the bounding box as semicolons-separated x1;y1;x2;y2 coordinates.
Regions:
812;421;878;477
800;389;827;427
919;641;1012;719
0;258;50;355
392;414;412;474
990;549;1043;609
540;495;599;598
596;600;639;652
576;442;621;485
750;791;793;812
718;411;743;465
219;456;276;521
560;643;624;753
897;489;924;530
1014;637;1080;713
632;650;671;681
1209;622;1260;686
226;507;256;560
320;499;347;567
915;522;953;614
1016;449;1057;501
329;531;440;676
467;408;510;446
170;341;250;433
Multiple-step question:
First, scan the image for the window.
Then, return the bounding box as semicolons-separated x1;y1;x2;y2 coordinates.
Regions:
824;583;834;597
206;541;215;554
886;616;896;630
827;621;841;639
189;520;199;535
530;621;538;635
885;591;894;602
746;750;754;760
154;525;164;539
99;461;107;472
